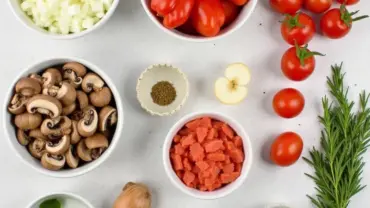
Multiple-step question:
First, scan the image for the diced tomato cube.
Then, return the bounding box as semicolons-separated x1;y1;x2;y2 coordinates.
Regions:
196;127;208;143
190;143;205;162
185;119;201;130
222;124;234;138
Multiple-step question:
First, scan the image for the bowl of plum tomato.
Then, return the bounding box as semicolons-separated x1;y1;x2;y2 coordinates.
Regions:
141;0;258;42
163;111;253;199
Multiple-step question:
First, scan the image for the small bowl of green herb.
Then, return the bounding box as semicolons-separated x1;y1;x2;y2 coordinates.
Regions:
27;192;94;208
136;64;189;116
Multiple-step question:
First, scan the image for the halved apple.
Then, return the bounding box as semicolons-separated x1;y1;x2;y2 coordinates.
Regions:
214;63;251;105
215;77;248;105
225;63;251;85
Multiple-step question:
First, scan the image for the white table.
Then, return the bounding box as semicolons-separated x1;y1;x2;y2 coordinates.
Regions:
1;1;370;207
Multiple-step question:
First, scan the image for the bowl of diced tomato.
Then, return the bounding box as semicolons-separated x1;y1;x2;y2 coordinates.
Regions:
163;112;252;199
141;0;258;42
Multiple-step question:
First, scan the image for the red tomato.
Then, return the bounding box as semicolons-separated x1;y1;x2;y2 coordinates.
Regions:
192;0;226;37
281;13;315;46
304;0;332;14
337;0;359;5
151;0;178;16
281;45;323;81
163;0;195;29
270;0;303;14
270;132;303;167
227;0;249;6
177;19;198;35
273;88;305;118
320;6;369;39
221;0;240;26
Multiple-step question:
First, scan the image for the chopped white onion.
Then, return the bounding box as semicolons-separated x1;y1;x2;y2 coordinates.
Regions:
20;0;113;35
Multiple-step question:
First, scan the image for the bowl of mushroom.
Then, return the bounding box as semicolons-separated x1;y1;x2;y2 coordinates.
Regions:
4;57;123;177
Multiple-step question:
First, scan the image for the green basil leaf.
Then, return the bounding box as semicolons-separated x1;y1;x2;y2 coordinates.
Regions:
39;198;61;208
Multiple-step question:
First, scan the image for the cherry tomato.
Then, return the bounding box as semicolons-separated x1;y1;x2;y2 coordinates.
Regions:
270;132;303;167
281;13;315;46
270;0;303;14
192;0;226;37
151;0;178;16
163;0;195;29
281;45;324;81
221;0;240;26
304;0;332;14
337;0;359;5
227;0;249;6
177;19;198;35
320;5;369;39
273;88;305;118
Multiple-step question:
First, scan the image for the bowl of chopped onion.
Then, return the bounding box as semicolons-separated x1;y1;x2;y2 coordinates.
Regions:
8;0;119;39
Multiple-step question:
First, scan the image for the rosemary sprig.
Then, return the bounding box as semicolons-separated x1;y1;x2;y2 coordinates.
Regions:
304;63;370;208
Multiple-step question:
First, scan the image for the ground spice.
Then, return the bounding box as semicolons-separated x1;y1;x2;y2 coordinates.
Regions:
151;81;176;106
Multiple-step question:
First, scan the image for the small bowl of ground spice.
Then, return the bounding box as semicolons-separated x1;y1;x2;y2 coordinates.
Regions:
136;64;189;116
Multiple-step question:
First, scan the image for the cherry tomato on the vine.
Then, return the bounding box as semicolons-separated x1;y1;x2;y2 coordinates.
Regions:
273;88;305;118
281;44;324;81
281;13;316;46
270;132;303;167
337;0;359;5
304;0;332;14
320;5;369;39
270;0;303;14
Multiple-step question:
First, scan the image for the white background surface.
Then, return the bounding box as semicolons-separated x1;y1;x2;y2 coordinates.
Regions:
1;0;370;207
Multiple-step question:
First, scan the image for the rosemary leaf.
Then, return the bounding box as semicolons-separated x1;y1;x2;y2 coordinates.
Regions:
304;64;370;208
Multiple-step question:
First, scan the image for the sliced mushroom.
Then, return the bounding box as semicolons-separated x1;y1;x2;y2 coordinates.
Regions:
76;90;89;110
71;110;84;121
41;116;72;137
71;120;81;144
46;135;70;155
43;82;76;106
65;145;80;169
85;133;109;160
99;106;117;132
63;62;87;77
29;73;44;85
26;94;62;118
17;129;30;146
14;112;42;130
77;106;98;137
77;139;92;162
15;77;41;97
29;129;47;140
62;103;76;116
63;62;87;89
81;73;105;93
8;93;28;115
102;128;112;139
28;139;46;159
41;153;65;171
89;87;112;107
42;68;62;88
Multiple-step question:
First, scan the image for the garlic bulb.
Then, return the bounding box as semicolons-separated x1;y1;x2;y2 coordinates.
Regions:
113;182;152;208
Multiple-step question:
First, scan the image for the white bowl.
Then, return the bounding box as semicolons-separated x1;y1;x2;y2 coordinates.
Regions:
3;57;124;177
136;64;189;116
27;192;94;208
7;0;119;39
163;111;253;199
140;0;258;42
